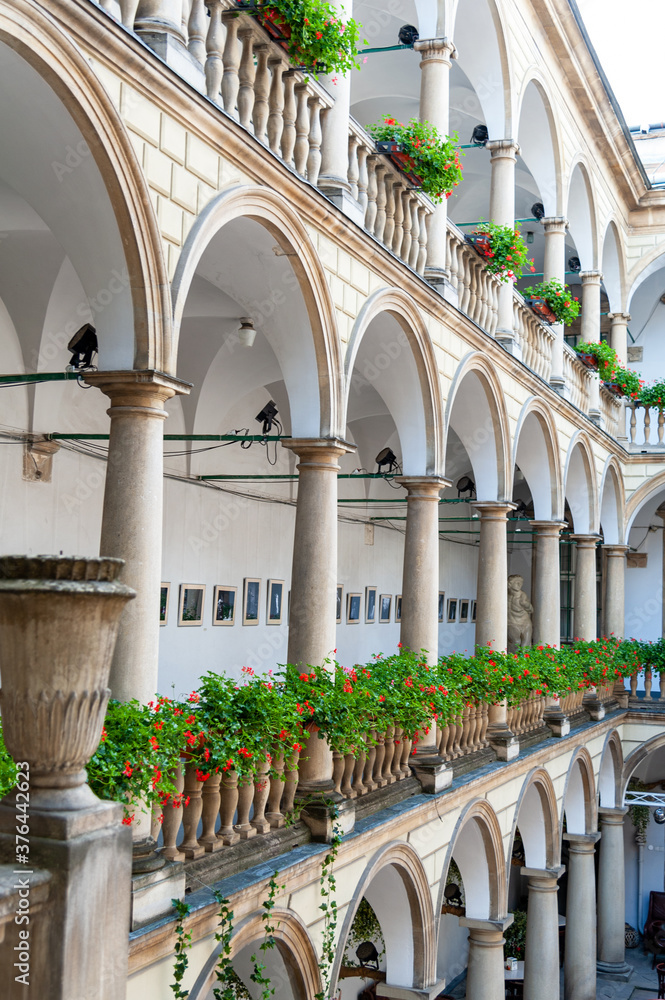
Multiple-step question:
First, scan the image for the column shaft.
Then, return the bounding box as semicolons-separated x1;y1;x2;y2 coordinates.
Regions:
542;217;569;389
602;545;628;638
461;919;512;1000
530;521;566;647
597;808;632;977
564;833;600;1000
488;141;520;343
608;312;631;367
87;371;189;703
579;271;603;344
572;535;599;641
318;0;352;198
473;502;514;650
522;867;565;1000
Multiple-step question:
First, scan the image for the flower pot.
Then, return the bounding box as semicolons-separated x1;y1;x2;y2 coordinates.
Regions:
465;233;491;258
0;555;134;811
577;351;599;370
375;140;424;188
603;382;625;396
525;297;557;325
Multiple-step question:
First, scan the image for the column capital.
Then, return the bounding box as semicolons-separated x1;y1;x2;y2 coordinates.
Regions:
598;805;628;823
413;36;457;62
563;831;601;851
580;269;603;284
472;500;516;521
541;216;569;234
602;544;629;557
460;914;514;933
530;519;567;536
608;312;631;323
521;865;565;886
570;533;601;548
486;138;520;160
85;369;192;410
281;437;355;465
395;475;451;499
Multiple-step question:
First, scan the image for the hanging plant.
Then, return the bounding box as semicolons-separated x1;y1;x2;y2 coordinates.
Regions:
503;909;527;960
467;221;535;284
368;116;464;203
522;279;581;326
574;340;619;381
627;779;650;838
610;365;643;401
638;379;665;409
235;0;363;78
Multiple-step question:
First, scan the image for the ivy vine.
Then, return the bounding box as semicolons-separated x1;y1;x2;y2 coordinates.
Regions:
250;872;282;1000
211;890;237;1000
171;898;193;999
315;808;342;1000
342;897;385;967
628;779;650;839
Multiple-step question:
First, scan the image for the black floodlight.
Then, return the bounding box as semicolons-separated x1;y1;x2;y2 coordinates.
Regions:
456;475;476;498
444;882;463;907
375;447;397;473
255;400;278;434
398;23;419;46
471;124;489;146
655;807;665;825
531;202;546;221
356;941;380;969
67;323;98;370
568;256;581;273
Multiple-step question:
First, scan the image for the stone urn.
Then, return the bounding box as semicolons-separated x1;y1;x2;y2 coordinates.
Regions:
0;555;135;811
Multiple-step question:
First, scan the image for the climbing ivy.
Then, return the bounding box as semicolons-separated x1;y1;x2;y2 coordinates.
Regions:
211;891;237;1000
315;810;342;1000
628;779;650;839
342;897;385;967
250;872;282;1000
170;899;193;999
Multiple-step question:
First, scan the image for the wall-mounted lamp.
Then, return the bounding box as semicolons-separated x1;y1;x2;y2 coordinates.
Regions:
397;24;419;46
237;317;257;348
456;475;476;498
526;231;534;245
376;447;397;473
67;324;98;370
568;256;581;273
471;124;489;146
256;400;279;434
531;202;545;221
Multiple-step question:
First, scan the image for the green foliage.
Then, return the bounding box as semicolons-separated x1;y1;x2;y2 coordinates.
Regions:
611;365;643;399
368;116;463;203
504;909;527;959
471;221;535;283
250;872;282;1000
171;899;193;999
0;718;17;799
523;279;581;326
236;0;363;77
342;897;385;966
627;779;650;838
638;380;665;409
575;340;619;381
446;859;465;905
212;891;237;1000
315;805;342;1000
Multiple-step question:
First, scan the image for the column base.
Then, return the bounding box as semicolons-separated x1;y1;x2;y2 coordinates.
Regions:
495;332;523;361
132;834;167;874
410;754;453;794
587;408;604;429
136;32;205;92
299;795;355;842
377;981;447;999
549;375;568;398
596;960;633;981
544;709;570;737
487;726;520;761
425;266;451;291
318;182;365;226
583;695;605;721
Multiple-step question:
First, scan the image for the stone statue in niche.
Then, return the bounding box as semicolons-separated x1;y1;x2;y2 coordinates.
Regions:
507;574;533;652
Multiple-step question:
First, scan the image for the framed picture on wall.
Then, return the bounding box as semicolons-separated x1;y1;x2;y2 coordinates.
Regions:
243;578;261;625
178;584;205;626
447;598;458;623
213;585;236;625
267;580;284;624
471;600;477;623
347;592;361;623
395;595;402;623
365;586;377;623
459;599;470;623
160;583;170;625
438;591;445;623
379;594;392;623
336;585;343;624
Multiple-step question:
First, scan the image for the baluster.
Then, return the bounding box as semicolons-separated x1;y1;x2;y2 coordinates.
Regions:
659;409;665;445
365;157;380;234
416;205;428;275
118;0;139;29
357;145;369;215
180;763;205;859
383;178;396;248
281;72;297;167
352;749;367;796
409;198;420;270
644;406;651;446
392;727;404;779
645;669;653;700
332;751;344;796
198;773;223;852
630;670;638;698
372;733;386;787
374;164;388;243
160;764;185;861
293;83;310;177
265;750;286;828
348;135;360;201
307;96;323;185
267;56;286;157
252;44;270;143
251;756;271;834
400;734;413;776
280;747;300;817
181;0;189;36
221;14;240;117
391;179;404;256
234;776;256;839
459;248;472;314
237;27;256;129
382;725;396;784
204;0;225;102
489;279;499;336
363;731;377;792
188;0;207;64
630;403;637;444
400;189;413;263
438;723;451;760
478;271;490;330
341;754;356;798
218;768;240;846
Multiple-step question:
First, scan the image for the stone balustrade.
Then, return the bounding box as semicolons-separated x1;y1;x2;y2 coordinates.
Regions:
562;342;592;413
513;293;555;380
625;402;665;449
446;224;500;333
599;384;622;438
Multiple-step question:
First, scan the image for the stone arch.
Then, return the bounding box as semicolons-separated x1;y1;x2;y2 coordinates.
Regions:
0;0;171;371
332;841;436;992
451;0;512;137
188;907;321;1000
626;246;665;308
444;352;511;501
344;287;444;476
600;219;628;313
564;159;599;270
599;456;625;545
512;397;562;520
598;729;624;809
625;471;665;536
562;747;597;835
171;184;342;437
508;768;561;874
563;431;598;534
622;731;665;800
515;73;565;215
438;799;508;921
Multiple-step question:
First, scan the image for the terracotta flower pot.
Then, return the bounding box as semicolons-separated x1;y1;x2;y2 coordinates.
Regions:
375;140;425;187
577;351;599;370
526;297;557;325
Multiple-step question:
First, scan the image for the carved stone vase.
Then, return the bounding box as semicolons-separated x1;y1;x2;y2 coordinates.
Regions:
0;555;135;811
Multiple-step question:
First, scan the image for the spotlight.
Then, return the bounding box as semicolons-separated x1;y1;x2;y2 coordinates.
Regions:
526;231;534;245
471;124;489;146
456;475;475;498
568;256;581;273
513;499;530;518
375;447;397;473
67;324;98;370
398;24;419;46
237;317;256;348
255;400;278;434
444;882;463;907
531;202;545;221
356;941;380;969
655;808;665;825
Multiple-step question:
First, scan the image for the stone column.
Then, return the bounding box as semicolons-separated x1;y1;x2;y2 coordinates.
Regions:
563;832;601;1000
318;0;355;213
87;371;190;704
522;866;565;1000
414;36;457;288
460;917;513;1000
597;808;632;979
488;140;521;354
571;534;599;641
602;544;628;638
580;271;603;423
530;520;566;646
396;476;452;792
542;217;569;392
135;0;186;41
473;501;518;760
608;312;631;367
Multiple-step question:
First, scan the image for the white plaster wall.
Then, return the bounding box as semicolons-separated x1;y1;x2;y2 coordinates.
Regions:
625;528;662;643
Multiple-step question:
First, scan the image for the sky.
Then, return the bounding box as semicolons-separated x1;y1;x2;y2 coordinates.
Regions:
576;0;665;127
